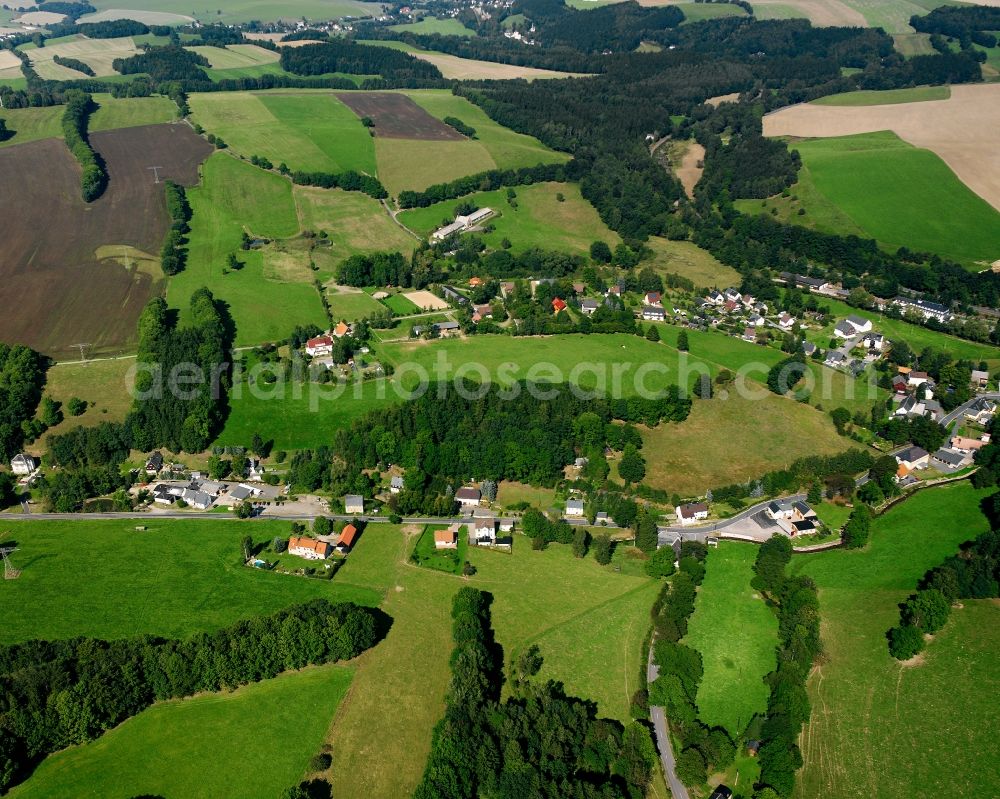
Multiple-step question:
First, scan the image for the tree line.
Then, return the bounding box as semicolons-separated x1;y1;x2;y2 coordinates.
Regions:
160;180;192;276
396;161;575;208
414;587;657;798
290;168;387;199
61;90;106;202
0;344;48;463
0;599;382;793
52;55;95;77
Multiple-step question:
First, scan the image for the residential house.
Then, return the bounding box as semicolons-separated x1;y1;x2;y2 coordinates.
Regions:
893;394;940;421
455;486;482;508
228;484;259;503
499;518;515;533
965;397;997;425
344;495;364;514
802;340;817;357
893;296;951;322
644;291;662;306
845;314;872;334
642;305;666;322
144;451;163;476
860;333;885;352
833;320;855;339
580;298;599;315
892;376;909;394
724;287;742;303
595;511;609;525
390;475;405;494
722;300;739;314
675;502;709;525
247;457;265;481
932;448;968;470
10;453;37;476
151;484;176;505
709;785;733;799
289;536;331;560
472;303;493;323
434;525;459;550
778;312;795;330
180;488;213;510
306;334;333;357
825;350;846;368
742;326;757;343
950;435;985;453
707;290;724;305
332;321;352;338
747;313;764;327
791;518;818;536
500;281;516;298
468;276;483;288
565;499;585;517
971;369;990;391
336;523;358;553
767;499;816;522
895;446;930;470
907;370;930;388
552;297;567;314
472;513;497;545
572;282;586;295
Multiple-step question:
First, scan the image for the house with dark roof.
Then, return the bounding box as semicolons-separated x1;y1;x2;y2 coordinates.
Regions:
932;448;968;470
455;486;481;507
895;446;930;470
344;495;364;514
642;305;665;322
675;502;709;526
390;475;405;494
144;451;163;475
580;298;599;315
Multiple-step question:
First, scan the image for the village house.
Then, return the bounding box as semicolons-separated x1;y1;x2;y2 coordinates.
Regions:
766;499;815;522
144;451;163;476
893;394;941;421
390;475;405;494
10;453;37;476
552;297;567;314
642;305;666;322
472;512;497;545
180;487;213;510
289;536;332;560
306;334;333;357
965;397;997;425
435;524;460;550
499;518;515;533
860;332;885;353
332;321;352;338
500;281;516;298
747;313;765;327
971;369;990;391
455;486;481;508
344;495;364;514
950;435;986;453
724;287;742;303
675;502;709;526
742;326;757;343
151;484;177;505
932;448;968;470
707;290;724;305
565;499;585;517
336;523;358;554
777;312;795;330
802;341;817;357
468;276;483;288
472;303;493;323
580;298;599;315
644;291;662;306
907;370;930;388
895;446;930;470
825;350;846;369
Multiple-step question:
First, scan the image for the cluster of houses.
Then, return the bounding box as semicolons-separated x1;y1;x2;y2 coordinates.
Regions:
890;367;943;421
145;451;268;511
823;314;883;374
673;497;821;538
450;485;516;548
893;429;993;483
431;208;494;242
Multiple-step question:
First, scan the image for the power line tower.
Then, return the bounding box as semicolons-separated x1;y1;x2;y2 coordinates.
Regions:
0;546;20;580
70;343;91;363
148;166;164;184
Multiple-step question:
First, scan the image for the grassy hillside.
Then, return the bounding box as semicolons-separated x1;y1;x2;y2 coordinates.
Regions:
737;131;1000;269
167;152;328;346
9;664;353;799
188;91;377;174
811;86;949;106
0;518;378;645
792;482;1000;799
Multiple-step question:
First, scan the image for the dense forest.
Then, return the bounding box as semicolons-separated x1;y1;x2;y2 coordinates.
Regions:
0;344;47;463
415;587;657;798
113;45;211;82
0;600;382;793
279;40;442;82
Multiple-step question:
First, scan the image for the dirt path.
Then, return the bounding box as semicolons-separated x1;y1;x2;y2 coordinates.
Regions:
676;141;705;199
763;83;1000;212
752;0;866;27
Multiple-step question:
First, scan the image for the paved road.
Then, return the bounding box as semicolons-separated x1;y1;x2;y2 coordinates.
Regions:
659;493;807;538
647;645;690;799
938;392;1000;430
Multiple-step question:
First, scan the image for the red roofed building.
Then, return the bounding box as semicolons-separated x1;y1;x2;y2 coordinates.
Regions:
289;536;332;560
552;297;567;313
336;523;358;553
306;335;333;357
333;321;352;338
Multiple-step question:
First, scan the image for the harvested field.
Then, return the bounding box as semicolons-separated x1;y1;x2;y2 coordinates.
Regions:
750;0;865;26
408;51;580;80
402;290;449;310
765;83;1000;213
706;91;739;107
0;123;212;358
0;50;20;73
186;43;279;69
335;91;465;140
78;8;194;24
675;140;705;198
27;35;139;79
16;10;65;23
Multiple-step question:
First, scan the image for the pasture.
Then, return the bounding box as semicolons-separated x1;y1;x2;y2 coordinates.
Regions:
763;83;1000;217
0;124;211;359
78;8;194;24
811;85;950;106
187;43;279;69
188;91;377;174
9;664;354;799
683;544;777;737
380;292;419;315
84;0;379;24
389;17;476;36
167;153;328;346
376;136;497;195
294;186;416;260
397;181;618;255
792;482;999;799
0;518;379;645
326;286;387;321
37;357;136;445
644;237;741;288
741;131;1000;269
325;523;660;798
750;0;865;26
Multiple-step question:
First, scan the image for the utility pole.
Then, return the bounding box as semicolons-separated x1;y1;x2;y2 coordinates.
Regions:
0;546;20;580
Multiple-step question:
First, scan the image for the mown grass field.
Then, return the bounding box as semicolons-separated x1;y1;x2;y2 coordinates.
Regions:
738;131;1000;269
792;482;999;799
37;357;135;446
189;91;377;174
167;153;328;345
9;664;353;799
326;287;386;321
294;186;416;261
187;42;279;69
644;237;741;288
375;135;497;196
325;523;661;799
23;34;139;79
676;1;749;21
812;85;949;106
0;518;379;645
86;0;379;24
0;94;175;148
683;543;777;736
398;181;619;255
389;17;476;36
380;292;419;315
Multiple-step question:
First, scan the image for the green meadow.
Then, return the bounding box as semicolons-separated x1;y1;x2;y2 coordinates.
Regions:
167;153;328;346
0;518;379;645
86;0;380;24
9;664;353;799
677;1;749;22
792;482;1000;799
390;17;477;36
188;91;377;174
811;85;950;106
738;131;1000;269
397;181;619;255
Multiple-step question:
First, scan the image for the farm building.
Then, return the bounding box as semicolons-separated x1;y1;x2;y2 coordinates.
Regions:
336;523;359;553
431;207;494;241
344;495;364;514
289;536;332;560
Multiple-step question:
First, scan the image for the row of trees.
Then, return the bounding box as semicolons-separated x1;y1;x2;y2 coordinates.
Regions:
0;600;383;793
396;161;574;208
415;587;657;798
52;55;95;77
160;180;191;275
290;168;387;199
61;90;106;202
0;344;48;463
750;535;821;797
